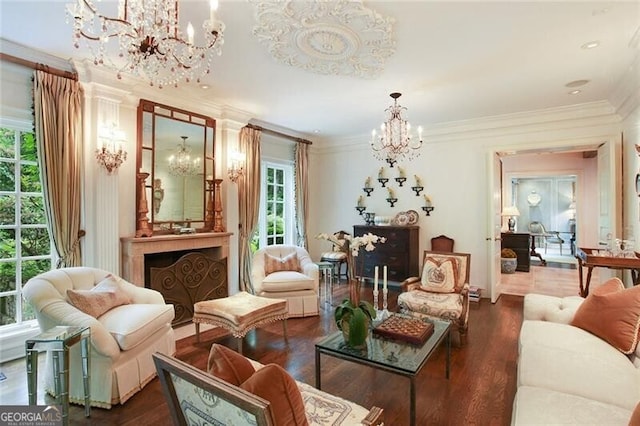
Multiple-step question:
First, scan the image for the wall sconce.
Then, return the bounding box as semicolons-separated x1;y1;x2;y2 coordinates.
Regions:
228;150;245;183
96;123;127;174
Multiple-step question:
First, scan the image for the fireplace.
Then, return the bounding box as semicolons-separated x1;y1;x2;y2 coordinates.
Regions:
147;251;227;326
121;232;232;326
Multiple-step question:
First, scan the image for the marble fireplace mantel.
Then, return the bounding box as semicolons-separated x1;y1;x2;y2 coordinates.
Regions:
121;232;232;286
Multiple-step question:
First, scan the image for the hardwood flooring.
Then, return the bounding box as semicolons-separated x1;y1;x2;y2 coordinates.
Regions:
0;283;524;426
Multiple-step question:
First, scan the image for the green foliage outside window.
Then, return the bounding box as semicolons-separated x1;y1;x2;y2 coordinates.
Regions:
0;127;52;326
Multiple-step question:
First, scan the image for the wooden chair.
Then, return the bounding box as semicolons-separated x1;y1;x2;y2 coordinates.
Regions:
431;234;454;252
320;230;350;282
398;251;471;346
152;353;384;425
528;221;564;254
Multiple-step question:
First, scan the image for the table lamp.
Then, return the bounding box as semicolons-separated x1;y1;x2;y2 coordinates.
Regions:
501;206;520;232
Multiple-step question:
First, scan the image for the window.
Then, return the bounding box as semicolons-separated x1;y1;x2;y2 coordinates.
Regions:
0;126;53;328
253;161;296;251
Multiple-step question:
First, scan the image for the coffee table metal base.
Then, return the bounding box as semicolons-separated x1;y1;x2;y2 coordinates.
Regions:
315;319;451;426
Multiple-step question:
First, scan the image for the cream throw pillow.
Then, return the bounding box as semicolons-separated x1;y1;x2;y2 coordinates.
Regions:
67;274;131;318
420;256;459;293
264;252;302;275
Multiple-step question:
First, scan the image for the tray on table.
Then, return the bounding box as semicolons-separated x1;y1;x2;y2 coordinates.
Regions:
373;314;434;345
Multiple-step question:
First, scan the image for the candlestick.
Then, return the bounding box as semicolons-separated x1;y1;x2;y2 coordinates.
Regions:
383;266;387;292
374;266;379;292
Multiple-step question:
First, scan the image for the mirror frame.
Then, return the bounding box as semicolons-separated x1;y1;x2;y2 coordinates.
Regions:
136;99;216;234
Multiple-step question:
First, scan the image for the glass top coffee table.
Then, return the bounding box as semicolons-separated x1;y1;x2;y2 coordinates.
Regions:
315;317;451;426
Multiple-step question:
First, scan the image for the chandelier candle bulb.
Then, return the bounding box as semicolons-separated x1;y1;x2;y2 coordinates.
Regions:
210;0;218;22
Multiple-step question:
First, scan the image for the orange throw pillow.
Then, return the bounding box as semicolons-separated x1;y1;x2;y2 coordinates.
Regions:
264;252;302;275
241;364;309;426
206;343;255;386
66;274;131;318
571;277;640;354
630;402;640;426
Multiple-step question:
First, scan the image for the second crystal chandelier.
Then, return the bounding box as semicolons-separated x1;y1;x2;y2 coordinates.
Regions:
370;92;423;167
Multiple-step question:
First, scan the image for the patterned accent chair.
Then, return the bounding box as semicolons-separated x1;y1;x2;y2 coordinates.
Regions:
398;251;471;345
431;234;454;252
320;230;350;282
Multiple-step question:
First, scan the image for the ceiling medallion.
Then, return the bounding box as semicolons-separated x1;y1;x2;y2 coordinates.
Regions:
250;0;396;78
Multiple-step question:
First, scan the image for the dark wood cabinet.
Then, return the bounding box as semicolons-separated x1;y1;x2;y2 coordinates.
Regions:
353;225;420;283
501;232;531;272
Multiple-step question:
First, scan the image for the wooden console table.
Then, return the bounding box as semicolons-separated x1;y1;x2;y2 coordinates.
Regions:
575;247;640;297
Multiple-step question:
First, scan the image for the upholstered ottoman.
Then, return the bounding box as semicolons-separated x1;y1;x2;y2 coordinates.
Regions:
193;291;288;354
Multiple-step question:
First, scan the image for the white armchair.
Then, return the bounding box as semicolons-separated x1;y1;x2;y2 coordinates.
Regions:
251;245;319;317
22;267;176;408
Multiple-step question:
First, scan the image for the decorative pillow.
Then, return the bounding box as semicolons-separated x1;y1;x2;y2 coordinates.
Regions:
66;274;131;318
570;277;640;354
420;256;459;293
241;364;309;426
264;252;302;275
206;343;255;386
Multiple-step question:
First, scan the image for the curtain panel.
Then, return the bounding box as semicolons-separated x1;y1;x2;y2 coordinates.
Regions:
294;143;309;249
33;70;84;267
238;126;262;293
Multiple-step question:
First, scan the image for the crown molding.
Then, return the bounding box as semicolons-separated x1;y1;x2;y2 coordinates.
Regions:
610;53;640;120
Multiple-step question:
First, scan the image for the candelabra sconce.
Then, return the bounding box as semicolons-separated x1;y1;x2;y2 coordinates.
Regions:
385;157;397;168
213;179;224;232
378;178;389;188
96;123;127;174
386;198;398;207
356;206;366;215
422;206;435;216
204;178;215;230
395;177;407;187
227;151;245;183
412;186;424;196
365;212;376;226
135;172;152;237
363;187;374;196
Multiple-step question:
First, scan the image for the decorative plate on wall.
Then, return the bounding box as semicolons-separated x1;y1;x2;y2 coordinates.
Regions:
406;210;419;225
393;212;410;226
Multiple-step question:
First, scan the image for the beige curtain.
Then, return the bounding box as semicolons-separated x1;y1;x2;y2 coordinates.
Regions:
294;143;309;249
33;70;84;267
238;126;262;293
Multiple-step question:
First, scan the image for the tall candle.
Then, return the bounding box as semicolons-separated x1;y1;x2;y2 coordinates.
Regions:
374;266;379;292
383;266;387;291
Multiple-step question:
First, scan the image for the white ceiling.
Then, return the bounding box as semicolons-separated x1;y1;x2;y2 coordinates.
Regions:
1;1;639;144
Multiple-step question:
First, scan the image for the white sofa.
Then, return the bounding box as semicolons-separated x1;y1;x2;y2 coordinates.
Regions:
23;267;176;408
512;293;640;425
251;244;319;317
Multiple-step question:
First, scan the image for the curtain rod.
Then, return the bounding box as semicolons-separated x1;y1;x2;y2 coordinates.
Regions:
246;123;312;145
0;52;78;81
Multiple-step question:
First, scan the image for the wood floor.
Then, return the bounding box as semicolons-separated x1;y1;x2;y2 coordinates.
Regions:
0;283;525;426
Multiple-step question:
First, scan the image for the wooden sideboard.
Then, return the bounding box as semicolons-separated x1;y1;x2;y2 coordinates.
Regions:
353;225;419;283
501;232;531;272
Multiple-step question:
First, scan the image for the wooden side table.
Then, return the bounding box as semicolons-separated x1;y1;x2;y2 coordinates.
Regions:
26;326;91;425
576;247;640;296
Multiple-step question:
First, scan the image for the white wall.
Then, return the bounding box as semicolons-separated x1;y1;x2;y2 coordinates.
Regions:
308;106;626;294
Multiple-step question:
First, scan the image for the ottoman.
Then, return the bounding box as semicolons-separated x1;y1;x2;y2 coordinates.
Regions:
193;291;288;354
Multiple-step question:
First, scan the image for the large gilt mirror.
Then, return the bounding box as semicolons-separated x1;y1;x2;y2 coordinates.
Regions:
137;99;215;234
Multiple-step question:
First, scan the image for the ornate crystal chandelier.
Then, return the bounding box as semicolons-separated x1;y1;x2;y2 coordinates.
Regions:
168;136;200;176
67;0;225;88
370;92;423;167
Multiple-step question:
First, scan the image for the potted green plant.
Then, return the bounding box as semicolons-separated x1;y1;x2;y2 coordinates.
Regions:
317;232;385;349
501;248;518;274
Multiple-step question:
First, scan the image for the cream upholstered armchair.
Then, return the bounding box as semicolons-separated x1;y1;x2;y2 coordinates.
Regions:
251;245;319;317
397;251;471;345
22;267;176;408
